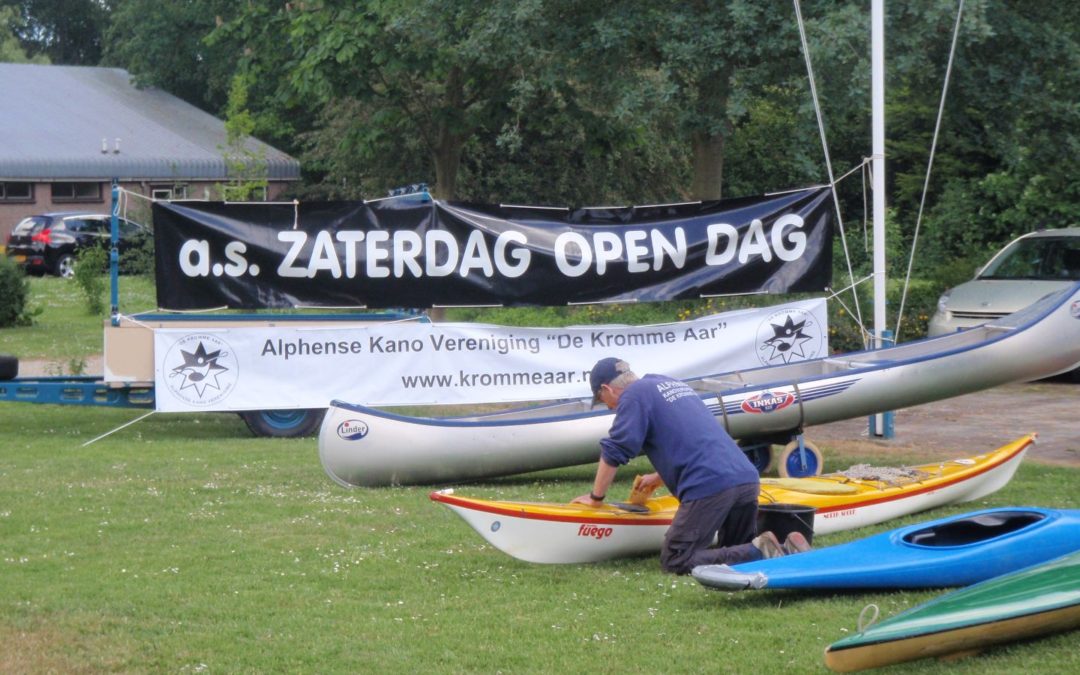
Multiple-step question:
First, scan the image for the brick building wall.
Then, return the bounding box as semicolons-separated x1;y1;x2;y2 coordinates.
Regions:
1;179;294;244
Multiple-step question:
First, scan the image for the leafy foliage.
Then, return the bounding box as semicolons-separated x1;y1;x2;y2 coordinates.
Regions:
218;72;270;201
1;0;108;64
0;5;45;62
1;0;1072;337
102;0;236;112
0;0;108;63
72;245;107;316
0;254;37;327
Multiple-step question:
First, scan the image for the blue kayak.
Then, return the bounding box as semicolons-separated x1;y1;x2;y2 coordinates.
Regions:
692;507;1080;591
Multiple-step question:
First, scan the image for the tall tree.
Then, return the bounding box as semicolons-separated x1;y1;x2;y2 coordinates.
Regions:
226;0;553;200
104;0;236;113
2;0;109;64
566;1;803;200
918;0;1080;263
803;0;1079;269
0;5;46;62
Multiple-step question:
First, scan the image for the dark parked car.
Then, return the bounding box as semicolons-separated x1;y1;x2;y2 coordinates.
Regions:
5;212;150;278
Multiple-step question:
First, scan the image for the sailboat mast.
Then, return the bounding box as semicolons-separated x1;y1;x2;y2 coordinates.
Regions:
871;0;887;348
868;0;894;438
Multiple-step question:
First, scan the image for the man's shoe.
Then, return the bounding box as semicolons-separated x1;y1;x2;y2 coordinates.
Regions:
783;531;811;555
752;531;785;559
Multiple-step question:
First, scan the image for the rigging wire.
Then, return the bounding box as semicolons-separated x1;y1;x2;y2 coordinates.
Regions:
894;0;966;341
793;0;867;345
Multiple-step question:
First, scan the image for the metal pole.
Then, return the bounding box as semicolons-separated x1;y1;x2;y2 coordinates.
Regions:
872;0;886;349
869;0;893;438
110;180;120;326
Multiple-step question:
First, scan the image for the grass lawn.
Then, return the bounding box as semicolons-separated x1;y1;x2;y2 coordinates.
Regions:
2;272;1078;672
0;275;157;365
1;401;1077;673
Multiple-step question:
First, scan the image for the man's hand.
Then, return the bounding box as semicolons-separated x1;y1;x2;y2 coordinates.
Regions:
628;473;663;505
571;493;604;506
636;472;664;490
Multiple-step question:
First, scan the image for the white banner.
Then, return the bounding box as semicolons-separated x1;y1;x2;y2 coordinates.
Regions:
153;299;827;412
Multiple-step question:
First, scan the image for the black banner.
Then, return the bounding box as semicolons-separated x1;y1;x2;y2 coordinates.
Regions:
153;187;833;310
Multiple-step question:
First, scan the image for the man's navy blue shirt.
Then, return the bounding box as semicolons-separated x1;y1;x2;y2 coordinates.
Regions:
599;374;759;502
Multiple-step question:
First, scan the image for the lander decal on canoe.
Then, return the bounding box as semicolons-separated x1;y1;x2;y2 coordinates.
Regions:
336;419;370;440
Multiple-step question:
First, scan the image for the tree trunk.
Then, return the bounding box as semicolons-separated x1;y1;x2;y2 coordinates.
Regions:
426;68;471;322
690;130;725;201
431;135;463;201
428;130;460;321
430;65;466;201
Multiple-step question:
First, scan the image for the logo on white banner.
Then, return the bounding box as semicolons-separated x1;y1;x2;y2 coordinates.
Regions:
755;307;825;366
163;334;238;406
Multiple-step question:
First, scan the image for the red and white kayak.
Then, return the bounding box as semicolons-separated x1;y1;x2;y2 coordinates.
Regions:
430;435;1032;564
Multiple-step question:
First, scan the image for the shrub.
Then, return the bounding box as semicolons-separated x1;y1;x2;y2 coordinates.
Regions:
0;255;37;327
73;246;108;316
123;229;156;276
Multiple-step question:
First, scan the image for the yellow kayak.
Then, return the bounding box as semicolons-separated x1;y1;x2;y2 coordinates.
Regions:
430;435;1033;563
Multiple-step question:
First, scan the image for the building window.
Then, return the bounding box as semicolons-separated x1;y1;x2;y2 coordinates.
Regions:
150;184;188;200
0;182;34;202
52;182;103;202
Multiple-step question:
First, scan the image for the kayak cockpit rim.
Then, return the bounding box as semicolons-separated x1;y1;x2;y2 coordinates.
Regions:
902;510;1048;548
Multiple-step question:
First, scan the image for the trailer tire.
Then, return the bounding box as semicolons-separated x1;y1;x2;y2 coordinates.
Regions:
777;439;824;478
0;355;17;381
239;408;326;438
738;441;775;474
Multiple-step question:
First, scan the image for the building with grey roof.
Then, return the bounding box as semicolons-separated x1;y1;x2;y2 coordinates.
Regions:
0;63;299;241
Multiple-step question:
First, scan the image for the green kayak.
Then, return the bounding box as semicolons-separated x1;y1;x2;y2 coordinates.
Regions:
824;549;1080;672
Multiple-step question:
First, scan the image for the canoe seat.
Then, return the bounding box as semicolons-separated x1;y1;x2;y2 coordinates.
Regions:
904;511;1045;547
823;358;857;371
697;377;749;391
824;358;892;372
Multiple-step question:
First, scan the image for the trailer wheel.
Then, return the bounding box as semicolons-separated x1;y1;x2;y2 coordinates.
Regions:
739;441;775;474
777;438;823;478
239;408;326;438
0;354;17;381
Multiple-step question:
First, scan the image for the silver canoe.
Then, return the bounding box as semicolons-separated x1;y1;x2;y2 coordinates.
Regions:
319;282;1080;487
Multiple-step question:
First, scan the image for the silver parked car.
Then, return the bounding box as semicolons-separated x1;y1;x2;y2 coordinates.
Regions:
928;228;1080;340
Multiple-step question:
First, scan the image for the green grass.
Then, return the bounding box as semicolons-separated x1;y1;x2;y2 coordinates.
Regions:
0;275;157;362
1;270;1074;671
0;402;1077;673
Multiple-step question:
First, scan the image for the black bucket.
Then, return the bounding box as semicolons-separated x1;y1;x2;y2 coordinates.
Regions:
757;503;816;545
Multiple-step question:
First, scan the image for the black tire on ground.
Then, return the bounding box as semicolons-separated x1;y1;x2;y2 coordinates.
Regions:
238;408;326;438
54;254;76;278
0;354;17;380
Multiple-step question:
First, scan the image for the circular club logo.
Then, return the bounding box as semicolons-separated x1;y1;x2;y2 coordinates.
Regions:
163;333;238;407
1071;300;1080;319
755;308;825;366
